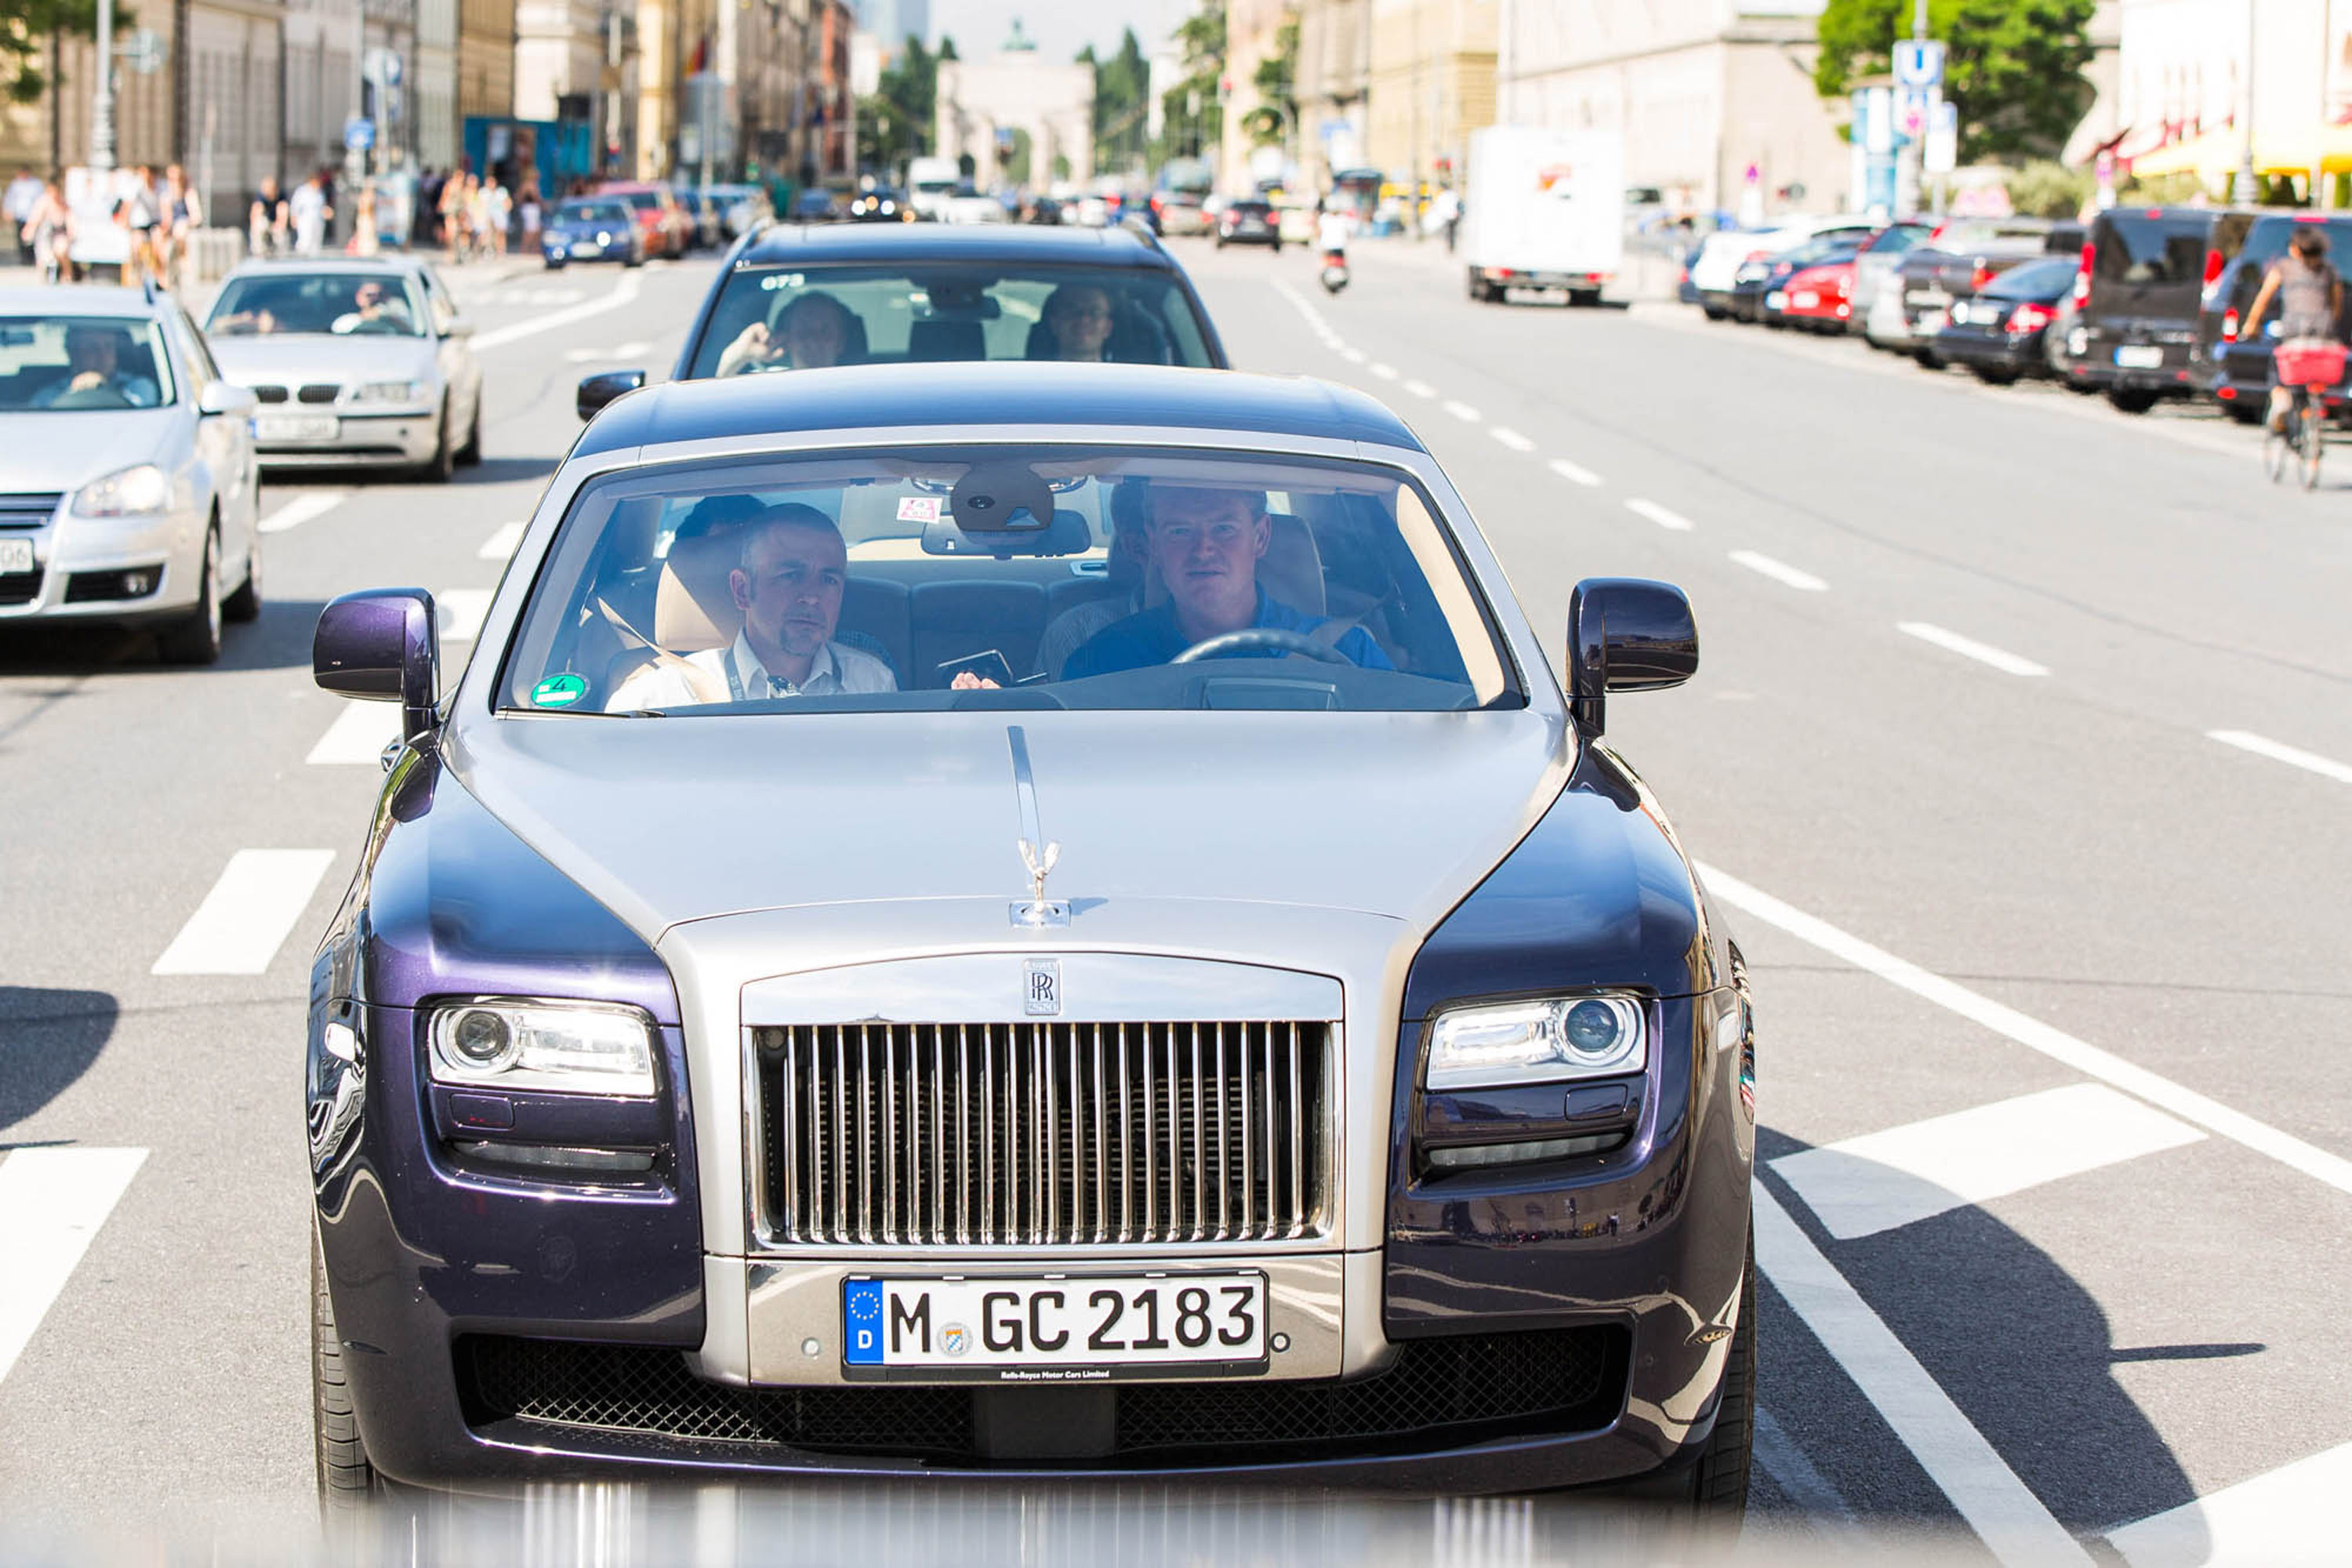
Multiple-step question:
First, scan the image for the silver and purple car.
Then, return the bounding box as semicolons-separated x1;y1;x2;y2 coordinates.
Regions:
303;362;1755;1508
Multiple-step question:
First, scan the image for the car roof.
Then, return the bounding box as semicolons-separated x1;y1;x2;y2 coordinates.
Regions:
217;255;434;279
0;285;160;318
575;361;1422;459
732;222;1176;270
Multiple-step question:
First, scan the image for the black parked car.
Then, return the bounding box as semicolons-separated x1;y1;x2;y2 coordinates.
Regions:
2068;206;2227;412
1896;218;2082;366
1929;255;2078;384
2193;211;2352;423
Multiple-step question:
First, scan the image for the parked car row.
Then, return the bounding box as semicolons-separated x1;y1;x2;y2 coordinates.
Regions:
1692;205;2352;425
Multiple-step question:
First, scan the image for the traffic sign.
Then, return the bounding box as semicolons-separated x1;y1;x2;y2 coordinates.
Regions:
1897;85;1933;140
343;116;375;151
1924;99;1958;174
1893;39;1946;89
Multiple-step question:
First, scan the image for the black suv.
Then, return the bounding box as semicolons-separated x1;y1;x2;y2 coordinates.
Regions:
2191;211;2352;423
2068;206;2230;413
578;222;1229;418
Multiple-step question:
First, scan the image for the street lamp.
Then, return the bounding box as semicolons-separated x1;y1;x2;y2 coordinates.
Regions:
2236;0;2259;203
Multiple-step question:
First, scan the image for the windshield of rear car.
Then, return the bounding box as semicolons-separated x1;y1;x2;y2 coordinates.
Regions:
206;272;425;337
617;191;660;210
559;200;631;223
686;264;1217;376
1984;256;2076;299
2093;216;2209;285
496;445;1517;716
0;315;176;409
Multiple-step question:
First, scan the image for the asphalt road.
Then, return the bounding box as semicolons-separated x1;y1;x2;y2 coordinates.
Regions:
2;235;2347;1563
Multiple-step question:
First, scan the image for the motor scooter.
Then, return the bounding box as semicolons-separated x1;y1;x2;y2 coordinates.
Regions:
1319;249;1349;295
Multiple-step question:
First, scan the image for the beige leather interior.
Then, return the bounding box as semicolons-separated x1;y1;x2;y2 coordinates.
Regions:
652;533;745;652
1261;514;1326;616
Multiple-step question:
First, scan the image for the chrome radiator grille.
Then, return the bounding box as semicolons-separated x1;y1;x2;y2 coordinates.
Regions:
755;1022;1330;1247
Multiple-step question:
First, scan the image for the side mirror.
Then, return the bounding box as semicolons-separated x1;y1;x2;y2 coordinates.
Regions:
314;587;439;742
576;368;646;421
443;314;474;339
198;382;258;417
1566;578;1698;737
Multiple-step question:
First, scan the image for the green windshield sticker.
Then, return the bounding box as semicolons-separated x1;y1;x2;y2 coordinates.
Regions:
532;673;588;709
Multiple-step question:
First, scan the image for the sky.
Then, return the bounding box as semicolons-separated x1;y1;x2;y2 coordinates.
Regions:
926;0;1190;63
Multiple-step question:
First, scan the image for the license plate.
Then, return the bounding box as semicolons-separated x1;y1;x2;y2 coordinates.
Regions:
844;1272;1269;1380
256;414;337;441
571;241;601;256
0;537;31;573
1915;288;1951;307
1766;291;1787;310
1790;290;1819;309
2114;345;2164;369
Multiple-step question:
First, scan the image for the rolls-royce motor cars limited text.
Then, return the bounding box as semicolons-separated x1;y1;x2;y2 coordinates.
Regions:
303;361;1757;1508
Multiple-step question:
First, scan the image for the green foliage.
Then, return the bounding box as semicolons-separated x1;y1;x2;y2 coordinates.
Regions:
1090;27;1152;175
859;34;939;171
1816;0;2096;162
2005;158;2091;217
1157;2;1225;163
1244;14;1298;148
2;0;102;103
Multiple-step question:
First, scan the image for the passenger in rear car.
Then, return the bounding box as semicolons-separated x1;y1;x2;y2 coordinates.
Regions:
606;503;896;709
1061;486;1392;678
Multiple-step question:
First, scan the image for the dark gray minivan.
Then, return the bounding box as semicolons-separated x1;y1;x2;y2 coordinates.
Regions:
2067;207;2228;413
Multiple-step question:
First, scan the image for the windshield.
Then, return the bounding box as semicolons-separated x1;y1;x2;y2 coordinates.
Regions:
498;445;1515;717
557;200;632;224
1984;256;2077;298
616;191;661;211
686;264;1217;376
206;271;425;337
0;315;175;410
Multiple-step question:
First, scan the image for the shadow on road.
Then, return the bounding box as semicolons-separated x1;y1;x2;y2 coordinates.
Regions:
0;985;117;1131
0;597;330;677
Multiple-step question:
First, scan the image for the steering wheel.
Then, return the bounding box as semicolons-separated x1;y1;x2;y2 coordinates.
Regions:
45;385;133;411
1170;626;1352;666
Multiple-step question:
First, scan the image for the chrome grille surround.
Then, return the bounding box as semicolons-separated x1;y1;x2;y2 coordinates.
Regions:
750;1019;1334;1249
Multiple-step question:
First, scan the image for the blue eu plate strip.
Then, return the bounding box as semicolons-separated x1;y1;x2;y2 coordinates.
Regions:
843;1279;885;1364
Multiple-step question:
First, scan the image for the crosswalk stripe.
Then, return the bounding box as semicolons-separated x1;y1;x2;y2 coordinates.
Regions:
436;588;495;641
478;521;526;560
1773;1083;2204;1240
0;1148;148;1386
307;702;400;766
151;848;336;975
2106;1438;2352;1566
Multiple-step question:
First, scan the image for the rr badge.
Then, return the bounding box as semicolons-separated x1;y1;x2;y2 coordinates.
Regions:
1023;957;1061;1017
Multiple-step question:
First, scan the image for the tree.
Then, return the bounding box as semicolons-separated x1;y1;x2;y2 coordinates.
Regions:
1815;0;2095;163
1088;28;1152;175
3;0;103;102
1156;2;1225;163
859;34;939;172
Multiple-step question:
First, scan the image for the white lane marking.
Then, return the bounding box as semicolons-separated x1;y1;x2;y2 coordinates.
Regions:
1701;862;2352;1201
2106;1438;2352;1566
1773;1084;2204;1241
1625;497;1695;532
306;701;400;766
1729;550;1829;593
151;848;336;975
478;521;527;560
1755;1184;2088;1563
2208;729;2352;786
472;272;643;351
257;492;345;535
1896;621;2049;677
1490;426;1536;452
0;1148;147;1386
1547;457;1602;488
1402;378;1435;397
1441;399;1483;423
436;588;495;642
1370;362;1399;379
498;286;585;306
1339;347;1367;364
561;339;655;364
1753;1406;1856;1526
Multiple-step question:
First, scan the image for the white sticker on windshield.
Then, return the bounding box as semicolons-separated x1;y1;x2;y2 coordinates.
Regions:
757;272;807;292
896;496;943;524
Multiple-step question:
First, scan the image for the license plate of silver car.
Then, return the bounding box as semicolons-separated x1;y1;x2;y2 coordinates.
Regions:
258;414;338;441
0;538;31;573
842;1272;1269;1379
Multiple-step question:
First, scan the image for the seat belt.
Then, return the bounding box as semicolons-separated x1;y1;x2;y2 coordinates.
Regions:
595;596;729;707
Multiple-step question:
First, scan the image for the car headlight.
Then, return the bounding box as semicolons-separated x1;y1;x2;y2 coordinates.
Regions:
427;1000;659;1097
350;379;425;405
72;463;172;517
1425;995;1646;1091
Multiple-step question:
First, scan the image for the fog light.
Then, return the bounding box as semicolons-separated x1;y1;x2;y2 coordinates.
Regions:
454;1142;655;1174
1425;1131;1627;1169
122;570;154;596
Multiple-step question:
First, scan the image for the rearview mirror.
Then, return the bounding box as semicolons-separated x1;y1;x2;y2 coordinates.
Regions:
1566;578;1697;737
314;587;438;743
576;368;646;421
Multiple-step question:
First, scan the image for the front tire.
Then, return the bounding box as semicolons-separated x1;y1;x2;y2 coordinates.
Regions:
1970;365;2022;387
157;525;223;665
2108;387;2158;414
455;396;483;466
416;406;456;484
312;1224;377;1505
223;525;262;623
1686;1225;1757;1517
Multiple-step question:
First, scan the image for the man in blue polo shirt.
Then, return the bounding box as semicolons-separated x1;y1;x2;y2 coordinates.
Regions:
1062;485;1392;679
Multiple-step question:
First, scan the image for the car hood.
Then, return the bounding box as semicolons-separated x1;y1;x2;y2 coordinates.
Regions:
449;710;1569;943
209;334;437;383
0;408;180;491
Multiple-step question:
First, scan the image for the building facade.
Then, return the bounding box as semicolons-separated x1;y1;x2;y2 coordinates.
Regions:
417;0;462;169
1296;0;1371;187
458;0;517;165
1367;0;1497;191
936;29;1093;187
1220;0;1292;192
1494;0;1842;219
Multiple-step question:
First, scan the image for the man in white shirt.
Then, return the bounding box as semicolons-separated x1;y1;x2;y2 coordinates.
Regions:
290;174;331;255
5;168;41;263
608;503;896;710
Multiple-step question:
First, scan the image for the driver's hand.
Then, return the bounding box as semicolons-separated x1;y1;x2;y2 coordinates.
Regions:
717;322;781;377
949;671;1000;691
67;371;104;391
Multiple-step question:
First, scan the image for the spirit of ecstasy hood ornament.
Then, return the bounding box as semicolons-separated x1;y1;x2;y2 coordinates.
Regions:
1006;726;1069;927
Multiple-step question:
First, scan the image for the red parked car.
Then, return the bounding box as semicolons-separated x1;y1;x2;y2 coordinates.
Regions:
597;180;693;259
1775;259;1858;331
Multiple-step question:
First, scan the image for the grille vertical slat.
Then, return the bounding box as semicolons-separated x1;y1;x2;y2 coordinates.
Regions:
764;1022;1328;1247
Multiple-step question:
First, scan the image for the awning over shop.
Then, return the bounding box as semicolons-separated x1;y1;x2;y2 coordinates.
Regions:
2131;122;2352;178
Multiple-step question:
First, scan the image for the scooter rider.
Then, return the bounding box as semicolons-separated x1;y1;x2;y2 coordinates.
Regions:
1316;199;1352;266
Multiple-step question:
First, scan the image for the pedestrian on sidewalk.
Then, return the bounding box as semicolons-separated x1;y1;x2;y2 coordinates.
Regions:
4;166;39;266
21;174;71;282
162;165;201;290
291;170;332;256
249;176;289;257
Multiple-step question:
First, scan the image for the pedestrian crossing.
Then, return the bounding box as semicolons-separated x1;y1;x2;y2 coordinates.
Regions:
0;1148;147;1385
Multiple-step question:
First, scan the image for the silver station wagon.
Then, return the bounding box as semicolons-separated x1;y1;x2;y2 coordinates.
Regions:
304;362;1756;1511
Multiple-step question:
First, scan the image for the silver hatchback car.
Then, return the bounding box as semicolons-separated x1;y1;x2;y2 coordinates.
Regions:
0;283;261;663
203;256;485;481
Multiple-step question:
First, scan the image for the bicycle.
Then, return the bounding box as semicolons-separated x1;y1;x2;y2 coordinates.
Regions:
2266;339;2347;491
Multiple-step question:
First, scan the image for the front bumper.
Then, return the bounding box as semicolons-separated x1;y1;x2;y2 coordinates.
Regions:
252;407;441;468
0;502;205;623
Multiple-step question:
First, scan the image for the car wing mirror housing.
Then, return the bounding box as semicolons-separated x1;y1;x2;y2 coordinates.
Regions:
1566;577;1698;737
314;587;439;741
576;368;646;421
198;382;258;417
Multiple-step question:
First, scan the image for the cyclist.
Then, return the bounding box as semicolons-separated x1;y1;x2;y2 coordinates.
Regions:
2241;226;2346;436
